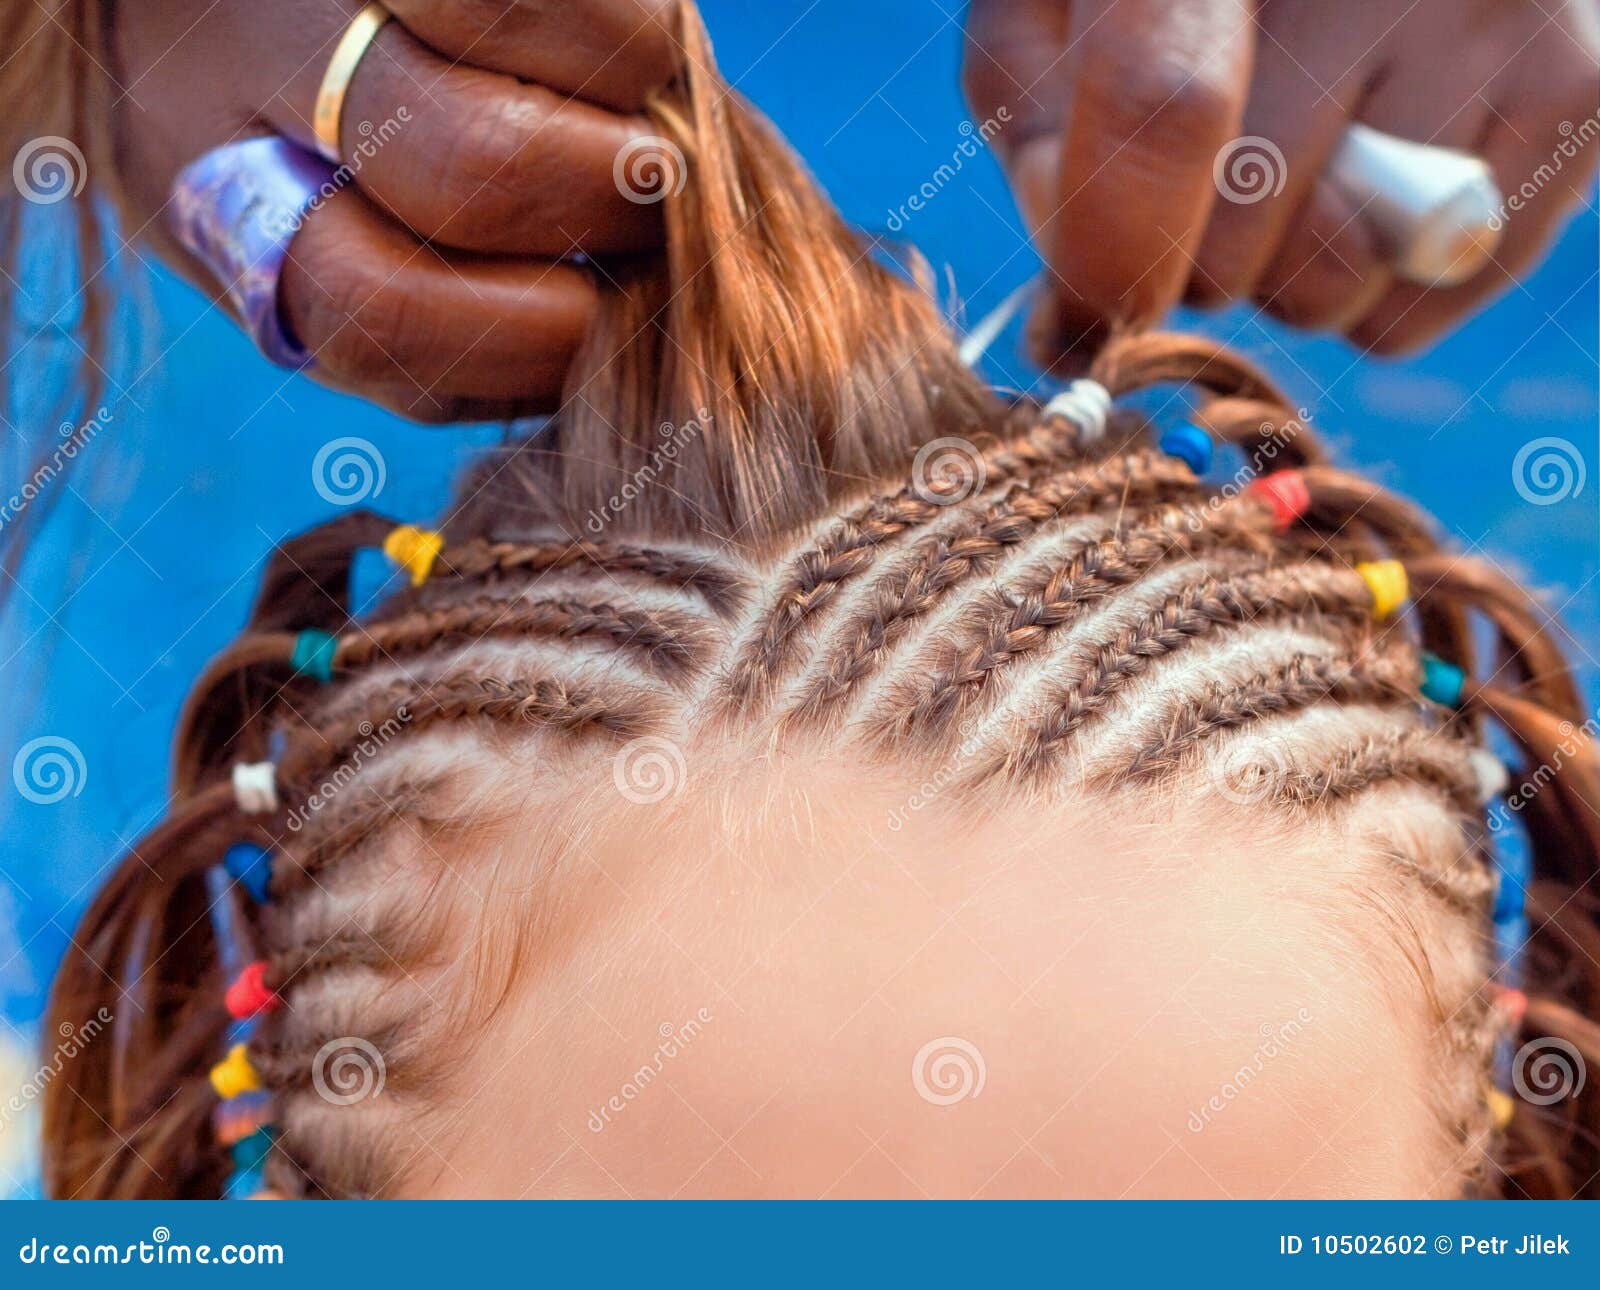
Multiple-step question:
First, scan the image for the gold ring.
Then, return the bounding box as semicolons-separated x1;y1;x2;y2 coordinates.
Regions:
313;2;392;163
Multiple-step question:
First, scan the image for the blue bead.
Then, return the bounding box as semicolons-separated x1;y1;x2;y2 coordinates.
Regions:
223;1165;265;1199
1159;424;1213;476
223;842;273;904
1420;653;1466;707
231;1127;274;1172
289;629;337;683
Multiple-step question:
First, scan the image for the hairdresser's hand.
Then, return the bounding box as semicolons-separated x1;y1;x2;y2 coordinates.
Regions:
111;0;679;420
965;0;1600;356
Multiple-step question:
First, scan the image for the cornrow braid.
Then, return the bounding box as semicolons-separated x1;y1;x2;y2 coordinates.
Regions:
722;447;1201;708
788;491;1273;727
1112;643;1417;787
428;536;748;616
1001;563;1379;779
276;673;666;792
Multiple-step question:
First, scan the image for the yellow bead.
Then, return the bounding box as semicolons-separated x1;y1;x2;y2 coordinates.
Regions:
382;524;445;586
1356;559;1408;620
1488;1087;1515;1130
209;1043;262;1100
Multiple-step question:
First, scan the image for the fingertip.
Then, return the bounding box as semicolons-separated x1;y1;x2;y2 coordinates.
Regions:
1346;289;1473;357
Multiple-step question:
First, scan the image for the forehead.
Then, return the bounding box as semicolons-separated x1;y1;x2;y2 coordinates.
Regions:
399;762;1457;1198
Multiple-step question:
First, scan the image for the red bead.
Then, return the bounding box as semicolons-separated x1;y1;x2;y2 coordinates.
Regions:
1247;470;1311;531
1496;986;1528;1026
225;961;281;1019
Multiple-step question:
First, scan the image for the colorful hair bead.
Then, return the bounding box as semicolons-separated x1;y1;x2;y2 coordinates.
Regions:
213;1090;275;1146
383;523;445;586
1042;379;1113;442
209;1043;262;1100
224;1166;266;1200
230;1127;274;1173
1496;986;1529;1027
1159;424;1213;476
222;842;273;904
1468;748;1509;804
289;629;337;683
1245;470;1310;531
1420;652;1465;707
1356;559;1408;620
225;961;282;1019
1487;1087;1515;1131
231;761;279;814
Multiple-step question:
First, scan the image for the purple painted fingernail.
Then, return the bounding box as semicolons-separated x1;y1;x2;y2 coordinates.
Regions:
168;137;338;370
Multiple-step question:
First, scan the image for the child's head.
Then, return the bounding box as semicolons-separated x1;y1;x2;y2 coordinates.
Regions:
45;5;1599;1199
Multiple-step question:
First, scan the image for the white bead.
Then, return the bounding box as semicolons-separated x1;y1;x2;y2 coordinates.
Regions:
1468;748;1509;805
1043;379;1113;442
232;762;279;815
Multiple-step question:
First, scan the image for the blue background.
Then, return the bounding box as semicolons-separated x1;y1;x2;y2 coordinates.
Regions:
0;0;1595;1196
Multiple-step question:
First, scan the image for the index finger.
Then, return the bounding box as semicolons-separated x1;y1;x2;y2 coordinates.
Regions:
1031;0;1255;350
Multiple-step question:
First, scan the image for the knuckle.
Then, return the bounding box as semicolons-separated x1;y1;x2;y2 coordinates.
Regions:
1099;58;1239;146
413;94;563;249
293;253;406;387
411;97;518;229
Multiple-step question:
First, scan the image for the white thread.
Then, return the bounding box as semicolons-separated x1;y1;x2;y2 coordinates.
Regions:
958;275;1039;367
232;762;279;815
1042;379;1113;442
1468;748;1509;804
